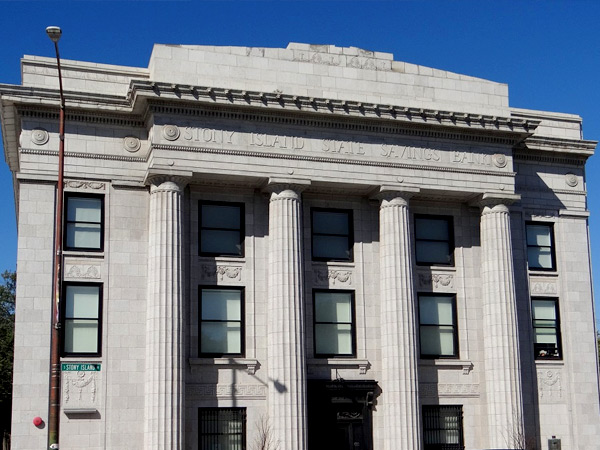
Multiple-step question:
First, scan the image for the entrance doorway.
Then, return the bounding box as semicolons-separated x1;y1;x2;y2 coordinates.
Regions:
307;380;378;450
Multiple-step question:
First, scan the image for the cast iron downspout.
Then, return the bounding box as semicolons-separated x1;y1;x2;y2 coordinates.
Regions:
47;26;65;450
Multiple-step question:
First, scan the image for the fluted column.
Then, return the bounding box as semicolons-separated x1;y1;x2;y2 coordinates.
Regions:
266;181;308;450
479;195;524;449
378;188;421;450
145;176;188;450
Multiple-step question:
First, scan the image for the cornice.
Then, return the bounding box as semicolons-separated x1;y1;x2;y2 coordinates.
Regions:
133;81;537;142
20;147;147;163
16;106;145;128
520;135;596;157
513;149;586;168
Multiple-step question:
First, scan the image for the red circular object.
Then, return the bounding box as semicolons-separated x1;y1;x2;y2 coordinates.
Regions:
33;417;43;427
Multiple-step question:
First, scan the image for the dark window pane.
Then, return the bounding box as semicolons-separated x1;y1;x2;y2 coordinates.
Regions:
67;197;102;222
200;322;241;354
312;235;351;260
202;205;241;229
313;211;349;235
416;241;451;265
199;408;246;450
415;218;449;240
315;323;353;355
201;230;242;255
201;289;242;321
527;247;553;269
66;223;102;249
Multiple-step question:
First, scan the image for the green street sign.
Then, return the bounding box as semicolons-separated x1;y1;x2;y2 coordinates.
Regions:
61;363;101;372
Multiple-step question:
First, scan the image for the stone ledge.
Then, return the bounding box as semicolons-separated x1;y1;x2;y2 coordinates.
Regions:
189;357;260;375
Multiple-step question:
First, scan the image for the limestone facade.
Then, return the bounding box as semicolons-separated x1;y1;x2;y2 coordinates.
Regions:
1;42;599;450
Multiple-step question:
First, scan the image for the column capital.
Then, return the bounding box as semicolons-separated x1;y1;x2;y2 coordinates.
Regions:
470;192;520;210
147;174;191;194
264;177;311;200
371;185;420;204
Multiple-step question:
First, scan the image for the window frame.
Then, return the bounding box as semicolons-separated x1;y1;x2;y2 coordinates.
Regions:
532;297;562;360
313;289;356;358
61;282;103;357
525;221;556;271
63;193;105;252
199;201;245;257
198;407;247;450
199;286;245;358
310;208;354;262
414;214;454;266
422;405;465;450
418;293;459;359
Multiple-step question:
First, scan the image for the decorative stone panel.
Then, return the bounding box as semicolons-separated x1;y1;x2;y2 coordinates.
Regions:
537;369;562;402
64;263;101;280
62;364;102;413
187;384;267;400
313;267;353;287
417;271;455;291
530;277;558;296
419;382;480;398
200;264;243;283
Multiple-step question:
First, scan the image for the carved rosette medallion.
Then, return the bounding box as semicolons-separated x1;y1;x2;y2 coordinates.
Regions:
313;268;352;286
31;128;49;145
123;136;141;153
492;154;508;168
162;125;180;141
565;173;578;187
201;265;242;282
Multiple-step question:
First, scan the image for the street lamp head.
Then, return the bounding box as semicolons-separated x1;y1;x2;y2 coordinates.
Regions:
46;26;62;43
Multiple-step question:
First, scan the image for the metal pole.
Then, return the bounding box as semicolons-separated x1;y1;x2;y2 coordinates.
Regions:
46;26;64;450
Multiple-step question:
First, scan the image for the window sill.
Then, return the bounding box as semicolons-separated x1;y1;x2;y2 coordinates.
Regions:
528;270;558;277
415;265;456;272
308;358;370;375
64;408;98;416
419;359;473;375
534;359;564;366
63;250;104;259
198;255;246;262
189;358;260;375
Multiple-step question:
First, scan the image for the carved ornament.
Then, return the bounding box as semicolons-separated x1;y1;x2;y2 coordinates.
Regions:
64;180;106;191
314;268;352;286
537;369;562;401
31;128;49;145
65;265;101;280
162;125;180;141
565;173;578;187
419;382;480;398
201;265;242;282
418;273;454;290
187;384;267;399
123;136;141;153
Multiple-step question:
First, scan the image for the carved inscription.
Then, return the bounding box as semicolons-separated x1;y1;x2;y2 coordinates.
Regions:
166;126;506;170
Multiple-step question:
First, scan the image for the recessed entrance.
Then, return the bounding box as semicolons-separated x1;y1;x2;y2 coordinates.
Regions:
307;380;378;450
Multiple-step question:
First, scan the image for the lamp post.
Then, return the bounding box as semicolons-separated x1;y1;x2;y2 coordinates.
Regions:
46;25;64;450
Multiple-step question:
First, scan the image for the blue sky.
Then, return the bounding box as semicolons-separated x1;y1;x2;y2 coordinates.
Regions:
1;0;599;322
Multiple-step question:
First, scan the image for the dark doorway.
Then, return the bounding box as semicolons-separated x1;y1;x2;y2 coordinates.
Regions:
307;380;378;450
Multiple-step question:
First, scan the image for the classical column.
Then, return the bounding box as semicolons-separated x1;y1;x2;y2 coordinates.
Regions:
266;180;309;450
377;188;421;450
479;194;524;449
145;176;188;450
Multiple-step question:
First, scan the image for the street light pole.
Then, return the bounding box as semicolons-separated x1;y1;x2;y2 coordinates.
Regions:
46;25;64;450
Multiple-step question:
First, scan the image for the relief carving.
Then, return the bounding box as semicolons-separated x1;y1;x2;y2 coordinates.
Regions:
565;173;578;187
418;273;454;290
123;136;141;153
64;180;106;191
31;128;49;145
537;370;562;401
187;384;267;399
63;371;98;407
65;265;101;279
419;383;479;398
314;268;352;286
201;265;242;282
162;124;180;141
531;282;557;295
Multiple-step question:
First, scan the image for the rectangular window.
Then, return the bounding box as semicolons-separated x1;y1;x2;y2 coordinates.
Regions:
314;290;355;357
422;405;464;450
532;298;562;359
199;202;244;257
415;215;454;266
64;194;104;251
199;287;244;357
62;283;102;356
198;408;246;450
311;208;353;261
526;222;556;270
419;294;458;358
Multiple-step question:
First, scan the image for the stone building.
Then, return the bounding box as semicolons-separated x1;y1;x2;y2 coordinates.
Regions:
1;42;599;450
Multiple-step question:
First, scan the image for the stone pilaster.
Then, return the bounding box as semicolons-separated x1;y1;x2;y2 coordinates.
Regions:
479;195;524;449
377;188;421;450
145;176;188;450
266;180;309;450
